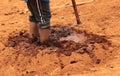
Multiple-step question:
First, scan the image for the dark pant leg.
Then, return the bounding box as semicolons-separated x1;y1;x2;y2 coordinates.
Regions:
27;0;37;22
27;0;51;28
37;1;51;28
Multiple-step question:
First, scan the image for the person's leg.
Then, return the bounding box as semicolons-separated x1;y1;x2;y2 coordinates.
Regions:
27;0;51;43
27;0;39;42
37;0;51;43
37;0;51;28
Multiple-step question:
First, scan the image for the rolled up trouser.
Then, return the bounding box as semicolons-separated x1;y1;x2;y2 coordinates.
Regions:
27;0;51;28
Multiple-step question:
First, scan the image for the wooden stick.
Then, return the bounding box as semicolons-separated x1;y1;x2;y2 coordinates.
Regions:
71;0;81;24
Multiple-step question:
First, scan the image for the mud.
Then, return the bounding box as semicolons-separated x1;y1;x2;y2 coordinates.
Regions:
1;0;120;75
7;26;111;66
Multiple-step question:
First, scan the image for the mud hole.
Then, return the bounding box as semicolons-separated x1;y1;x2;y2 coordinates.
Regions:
6;26;111;69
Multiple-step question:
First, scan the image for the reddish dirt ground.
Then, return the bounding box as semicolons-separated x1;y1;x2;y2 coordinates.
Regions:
0;0;120;76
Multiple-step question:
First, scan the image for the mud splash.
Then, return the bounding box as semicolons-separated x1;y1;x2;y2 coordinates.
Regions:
7;26;111;68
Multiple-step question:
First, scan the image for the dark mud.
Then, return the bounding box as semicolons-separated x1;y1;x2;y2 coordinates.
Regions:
7;26;111;67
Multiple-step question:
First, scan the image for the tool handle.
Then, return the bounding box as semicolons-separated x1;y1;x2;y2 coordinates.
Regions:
71;0;81;24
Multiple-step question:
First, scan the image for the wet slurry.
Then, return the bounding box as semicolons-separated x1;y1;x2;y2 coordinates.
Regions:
7;26;111;68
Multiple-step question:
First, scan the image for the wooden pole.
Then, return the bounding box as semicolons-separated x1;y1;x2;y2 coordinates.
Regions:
71;0;81;24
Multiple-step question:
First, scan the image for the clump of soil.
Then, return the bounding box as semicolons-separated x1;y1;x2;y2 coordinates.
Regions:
7;26;111;67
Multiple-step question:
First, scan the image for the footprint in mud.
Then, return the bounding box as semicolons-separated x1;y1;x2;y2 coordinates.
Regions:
6;26;111;65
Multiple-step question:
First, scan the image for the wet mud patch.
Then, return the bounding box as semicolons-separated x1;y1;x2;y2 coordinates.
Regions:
6;26;111;68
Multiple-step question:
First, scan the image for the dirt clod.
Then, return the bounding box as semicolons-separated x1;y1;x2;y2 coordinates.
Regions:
70;60;78;64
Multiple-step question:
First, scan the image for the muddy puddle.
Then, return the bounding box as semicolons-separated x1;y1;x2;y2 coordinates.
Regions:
6;26;111;68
